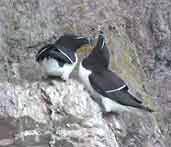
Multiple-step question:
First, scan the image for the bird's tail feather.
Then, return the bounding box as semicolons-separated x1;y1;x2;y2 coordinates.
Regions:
139;105;154;113
124;92;154;113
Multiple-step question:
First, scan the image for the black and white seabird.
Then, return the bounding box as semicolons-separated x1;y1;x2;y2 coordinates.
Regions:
79;31;153;113
36;33;90;80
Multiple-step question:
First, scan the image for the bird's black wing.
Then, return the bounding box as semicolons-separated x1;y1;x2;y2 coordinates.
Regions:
89;70;142;106
89;70;128;94
36;44;72;64
58;47;76;63
36;44;53;59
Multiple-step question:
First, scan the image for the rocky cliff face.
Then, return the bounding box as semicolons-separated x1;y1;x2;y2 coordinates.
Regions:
0;0;170;147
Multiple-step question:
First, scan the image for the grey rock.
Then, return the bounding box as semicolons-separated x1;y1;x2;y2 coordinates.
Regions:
0;80;119;147
0;0;170;147
54;139;74;147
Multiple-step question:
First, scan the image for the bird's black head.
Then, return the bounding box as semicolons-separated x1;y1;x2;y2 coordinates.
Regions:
56;33;91;51
82;31;110;71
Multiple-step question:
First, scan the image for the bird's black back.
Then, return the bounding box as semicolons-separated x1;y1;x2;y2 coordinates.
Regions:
36;33;90;63
55;33;90;52
35;44;72;63
89;71;144;109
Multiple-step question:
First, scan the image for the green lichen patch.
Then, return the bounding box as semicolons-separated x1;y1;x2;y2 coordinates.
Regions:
78;45;93;54
110;31;153;104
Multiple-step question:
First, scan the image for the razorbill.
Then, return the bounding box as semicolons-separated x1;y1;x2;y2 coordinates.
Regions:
79;31;153;113
36;33;90;80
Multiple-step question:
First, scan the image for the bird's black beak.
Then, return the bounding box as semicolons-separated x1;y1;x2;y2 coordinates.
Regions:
88;37;96;45
96;31;106;49
77;36;95;45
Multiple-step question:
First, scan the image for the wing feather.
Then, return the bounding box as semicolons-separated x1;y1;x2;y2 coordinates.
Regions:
89;71;143;107
36;44;72;64
89;70;128;93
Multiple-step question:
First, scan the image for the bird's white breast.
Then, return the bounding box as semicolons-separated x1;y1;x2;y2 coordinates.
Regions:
41;55;78;80
78;62;94;95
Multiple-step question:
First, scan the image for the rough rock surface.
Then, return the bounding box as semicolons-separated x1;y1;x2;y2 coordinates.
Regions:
0;0;170;147
0;80;119;147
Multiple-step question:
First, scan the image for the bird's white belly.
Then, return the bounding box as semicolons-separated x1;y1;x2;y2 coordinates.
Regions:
79;62;130;113
42;58;61;76
41;57;77;80
101;96;130;112
78;62;95;95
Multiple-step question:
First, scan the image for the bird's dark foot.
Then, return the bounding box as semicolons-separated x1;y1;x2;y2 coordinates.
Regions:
41;75;48;80
102;111;120;129
47;75;59;80
102;111;113;123
102;111;120;118
41;75;66;86
45;75;66;82
102;111;126;136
